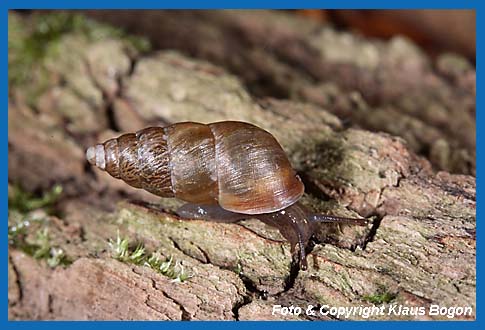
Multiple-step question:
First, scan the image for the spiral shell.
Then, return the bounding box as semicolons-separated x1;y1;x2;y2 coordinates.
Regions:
86;121;304;214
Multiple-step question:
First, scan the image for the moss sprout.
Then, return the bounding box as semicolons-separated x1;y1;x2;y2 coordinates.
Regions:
362;289;397;305
47;247;69;268
8;222;71;268
234;261;243;275
108;231;191;282
108;230;130;261
8;184;71;268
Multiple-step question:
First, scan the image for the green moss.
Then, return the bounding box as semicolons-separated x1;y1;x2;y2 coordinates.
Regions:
32;228;71;267
9;12;150;98
8;184;63;214
8;213;31;251
8;185;71;268
362;289;397;305
146;254;190;283
234;261;243;275
108;231;190;282
8;222;71;268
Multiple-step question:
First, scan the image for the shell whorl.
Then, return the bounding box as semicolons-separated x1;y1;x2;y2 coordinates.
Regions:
86;122;304;214
208;122;304;214
87;127;175;197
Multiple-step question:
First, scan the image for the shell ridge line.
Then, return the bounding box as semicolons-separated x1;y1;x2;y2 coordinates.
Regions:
135;129;148;191
135;132;141;186
207;123;221;206
112;138;120;178
164;125;177;196
135;130;142;189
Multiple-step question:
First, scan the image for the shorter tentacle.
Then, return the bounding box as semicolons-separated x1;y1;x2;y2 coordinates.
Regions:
308;214;369;226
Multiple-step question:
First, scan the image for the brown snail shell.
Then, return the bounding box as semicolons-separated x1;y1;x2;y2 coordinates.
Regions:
86;121;304;215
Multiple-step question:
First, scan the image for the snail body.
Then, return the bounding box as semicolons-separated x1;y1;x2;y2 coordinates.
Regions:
87;121;366;269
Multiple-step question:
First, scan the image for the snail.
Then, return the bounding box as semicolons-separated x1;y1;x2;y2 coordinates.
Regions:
86;121;368;269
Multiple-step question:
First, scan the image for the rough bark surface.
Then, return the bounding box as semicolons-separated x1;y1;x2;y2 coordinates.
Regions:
83;10;476;176
8;11;475;320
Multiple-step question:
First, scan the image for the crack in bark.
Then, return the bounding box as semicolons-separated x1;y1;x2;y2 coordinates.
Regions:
159;290;192;320
231;293;251;321
400;288;433;305
8;254;23;306
194;245;211;264
230;278;253;320
143;294;172;319
84;58;119;132
170;235;212;264
230;273;263;321
127;55;138;77
47;294;54;314
168;236;202;264
142;276;187;320
359;214;383;251
298;172;332;201
355;168;410;250
83;49;142;134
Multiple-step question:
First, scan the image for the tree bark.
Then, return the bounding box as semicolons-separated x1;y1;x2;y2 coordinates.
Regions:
8;11;475;320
